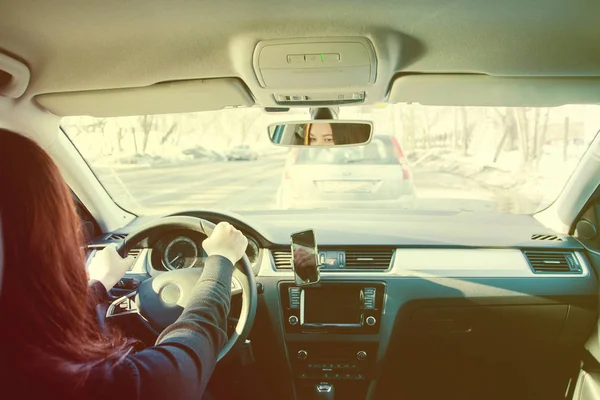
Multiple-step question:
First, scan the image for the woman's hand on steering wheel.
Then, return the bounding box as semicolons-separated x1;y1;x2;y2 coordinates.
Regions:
112;216;258;362
88;244;135;291
202;222;248;265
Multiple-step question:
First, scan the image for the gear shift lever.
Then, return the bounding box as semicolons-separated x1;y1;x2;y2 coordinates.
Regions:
314;382;334;400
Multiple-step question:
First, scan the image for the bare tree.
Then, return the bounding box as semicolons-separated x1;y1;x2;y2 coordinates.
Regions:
492;108;518;163
159;122;179;145
532;108;550;168
114;127;124;153
513;108;531;168
459;107;478;156
137;115;154;154
418;107;443;149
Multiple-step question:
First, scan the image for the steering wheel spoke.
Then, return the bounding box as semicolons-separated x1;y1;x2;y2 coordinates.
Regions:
231;274;243;296
106;291;139;318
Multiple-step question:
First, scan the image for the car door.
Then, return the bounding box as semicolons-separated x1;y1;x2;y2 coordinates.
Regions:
570;201;600;399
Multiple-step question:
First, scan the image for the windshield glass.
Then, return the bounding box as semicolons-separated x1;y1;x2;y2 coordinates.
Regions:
62;104;600;215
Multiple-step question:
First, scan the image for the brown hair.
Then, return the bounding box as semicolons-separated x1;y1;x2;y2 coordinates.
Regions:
304;123;311;145
0;130;133;397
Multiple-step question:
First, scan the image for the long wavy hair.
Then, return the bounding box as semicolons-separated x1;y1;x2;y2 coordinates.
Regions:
0;129;132;397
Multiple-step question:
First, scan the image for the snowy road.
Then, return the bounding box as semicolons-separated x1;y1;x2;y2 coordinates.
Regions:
93;154;539;215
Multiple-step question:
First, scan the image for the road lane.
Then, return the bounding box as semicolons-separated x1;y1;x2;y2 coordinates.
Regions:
95;158;285;213
92;155;539;214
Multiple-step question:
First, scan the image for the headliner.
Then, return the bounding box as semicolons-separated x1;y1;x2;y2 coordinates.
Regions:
1;0;599;95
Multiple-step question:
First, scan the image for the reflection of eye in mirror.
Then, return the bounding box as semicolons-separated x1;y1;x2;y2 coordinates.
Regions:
291;229;320;286
268;120;373;148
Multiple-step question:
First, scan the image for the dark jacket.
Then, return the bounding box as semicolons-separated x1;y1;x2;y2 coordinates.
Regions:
84;255;234;399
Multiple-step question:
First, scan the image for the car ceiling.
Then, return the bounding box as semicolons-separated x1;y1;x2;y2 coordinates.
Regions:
1;0;600;109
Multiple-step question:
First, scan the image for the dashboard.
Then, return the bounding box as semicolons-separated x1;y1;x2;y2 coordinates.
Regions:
95;209;600;400
147;229;261;271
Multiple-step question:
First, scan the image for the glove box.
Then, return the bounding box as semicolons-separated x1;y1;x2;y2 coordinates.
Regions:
405;304;573;354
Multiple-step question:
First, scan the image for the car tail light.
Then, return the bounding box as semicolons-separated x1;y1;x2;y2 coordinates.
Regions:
391;137;412;180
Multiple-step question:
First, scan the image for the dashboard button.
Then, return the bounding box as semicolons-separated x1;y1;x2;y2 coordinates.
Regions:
297;350;308;360
366;316;377;326
288;315;299;325
357;351;367;361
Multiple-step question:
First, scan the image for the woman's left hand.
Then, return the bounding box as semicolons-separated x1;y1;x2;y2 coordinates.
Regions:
88;244;135;291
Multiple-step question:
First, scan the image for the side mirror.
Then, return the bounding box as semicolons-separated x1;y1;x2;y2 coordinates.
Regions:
268;120;373;147
291;229;320;286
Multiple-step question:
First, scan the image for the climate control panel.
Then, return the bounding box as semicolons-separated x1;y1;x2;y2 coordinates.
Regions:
287;342;378;382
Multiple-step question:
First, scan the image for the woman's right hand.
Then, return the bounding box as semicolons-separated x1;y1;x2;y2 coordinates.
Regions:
202;222;248;266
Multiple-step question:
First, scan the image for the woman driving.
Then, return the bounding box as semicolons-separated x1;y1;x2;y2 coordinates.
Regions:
305;122;335;146
0;129;246;399
304;122;371;146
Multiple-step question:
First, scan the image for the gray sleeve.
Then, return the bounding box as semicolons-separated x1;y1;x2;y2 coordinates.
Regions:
82;255;236;400
142;255;234;396
157;254;234;347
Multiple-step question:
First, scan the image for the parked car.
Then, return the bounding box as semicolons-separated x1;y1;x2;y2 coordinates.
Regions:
276;134;416;209
113;153;189;166
183;146;226;162
227;145;258;161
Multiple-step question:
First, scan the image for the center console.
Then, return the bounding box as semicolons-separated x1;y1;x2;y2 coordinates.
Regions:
279;282;385;399
281;282;384;334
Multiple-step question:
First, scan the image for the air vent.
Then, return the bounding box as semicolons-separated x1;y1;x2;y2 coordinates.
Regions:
523;251;582;274
105;233;127;241
272;249;292;270
531;234;564;242
128;248;142;258
271;248;394;271
345;249;393;270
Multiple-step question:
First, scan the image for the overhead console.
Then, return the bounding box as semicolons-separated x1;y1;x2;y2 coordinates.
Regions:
252;37;377;106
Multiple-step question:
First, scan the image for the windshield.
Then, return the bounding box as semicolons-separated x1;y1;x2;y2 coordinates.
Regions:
62;104;599;215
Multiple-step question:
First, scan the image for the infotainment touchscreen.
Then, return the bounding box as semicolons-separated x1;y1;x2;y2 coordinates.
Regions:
301;287;363;326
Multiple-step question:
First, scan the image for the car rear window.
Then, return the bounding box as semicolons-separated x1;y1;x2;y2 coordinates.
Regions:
296;136;400;165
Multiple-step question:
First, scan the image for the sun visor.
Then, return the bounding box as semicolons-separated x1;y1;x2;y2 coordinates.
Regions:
389;75;600;107
35;78;255;117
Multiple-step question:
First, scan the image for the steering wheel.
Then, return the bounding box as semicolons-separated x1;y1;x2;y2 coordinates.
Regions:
115;216;257;362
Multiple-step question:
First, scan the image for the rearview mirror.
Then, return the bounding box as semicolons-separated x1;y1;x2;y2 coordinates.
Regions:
268;120;373;147
291;229;320;286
